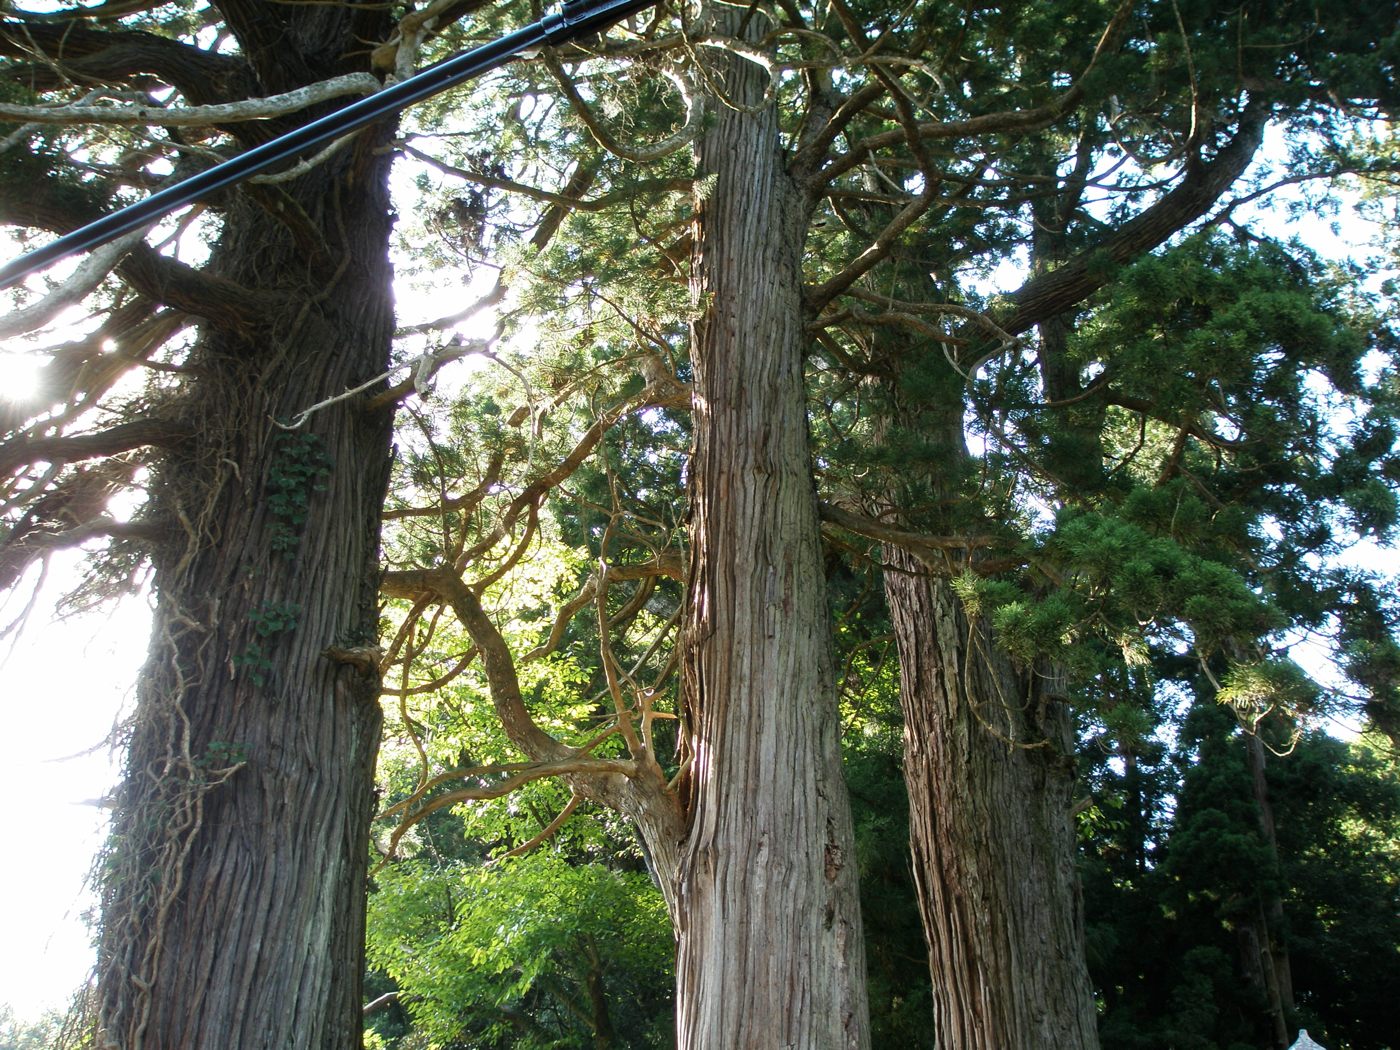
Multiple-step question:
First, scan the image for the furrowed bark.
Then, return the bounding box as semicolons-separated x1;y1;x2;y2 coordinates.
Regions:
867;98;1270;1049
91;8;397;1047
883;550;1099;1049
675;8;871;1048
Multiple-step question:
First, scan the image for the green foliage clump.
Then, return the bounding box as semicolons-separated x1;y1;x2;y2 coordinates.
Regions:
368;853;674;1049
266;432;332;557
1082;691;1400;1050
950;506;1274;682
233;601;302;687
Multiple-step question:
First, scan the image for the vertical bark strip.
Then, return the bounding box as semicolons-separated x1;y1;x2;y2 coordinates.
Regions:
94;12;396;1047
676;11;871;1049
1245;732;1297;1049
883;552;1099;1050
862;225;1100;1045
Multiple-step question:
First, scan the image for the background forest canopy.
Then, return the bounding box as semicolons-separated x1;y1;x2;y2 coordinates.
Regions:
1;0;1399;1048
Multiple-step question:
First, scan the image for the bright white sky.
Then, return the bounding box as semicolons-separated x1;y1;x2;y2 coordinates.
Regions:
0;551;145;1021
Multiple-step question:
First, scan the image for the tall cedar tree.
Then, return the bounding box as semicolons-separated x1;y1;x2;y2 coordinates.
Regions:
1;1;399;1045
800;4;1398;1046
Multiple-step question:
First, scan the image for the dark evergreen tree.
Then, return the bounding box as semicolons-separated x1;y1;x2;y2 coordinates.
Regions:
1083;680;1400;1050
377;2;1400;1044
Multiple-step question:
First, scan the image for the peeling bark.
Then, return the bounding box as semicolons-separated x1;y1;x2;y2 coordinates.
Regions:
674;10;870;1048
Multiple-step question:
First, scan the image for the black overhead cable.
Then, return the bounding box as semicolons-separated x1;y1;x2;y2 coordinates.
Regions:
0;0;655;290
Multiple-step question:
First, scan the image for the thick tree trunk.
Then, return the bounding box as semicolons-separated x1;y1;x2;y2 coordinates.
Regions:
859;223;1099;1044
883;551;1099;1050
674;11;870;1048
1245;732;1296;1049
95;35;395;1050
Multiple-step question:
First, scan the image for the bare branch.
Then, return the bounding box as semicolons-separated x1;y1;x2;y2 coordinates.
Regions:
378;758;637;822
0;516;157;591
0;227;149;339
805;179;937;313
376;757;638;860
0;73;380;126
280;340;493;429
447;386;673;573
1101;391;1248;451
517;554;682;666
383;452;503;521
596;516;646;758
363;991;401;1016
247;130;359;185
791;79;887;181
369;0;494;79
818;0;1133;184
379;646;478;697
397;140;691;212
818;500;999;566
490;793;582;861
471;502;540;593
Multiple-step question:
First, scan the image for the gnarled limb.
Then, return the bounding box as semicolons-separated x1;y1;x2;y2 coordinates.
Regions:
0;72;380;127
383;565;581;761
994;101;1269;345
379;561;686;905
0;17;245;104
817;500;999;567
0;419;187;475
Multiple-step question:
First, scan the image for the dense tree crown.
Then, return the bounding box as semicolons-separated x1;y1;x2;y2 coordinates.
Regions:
2;0;1398;1047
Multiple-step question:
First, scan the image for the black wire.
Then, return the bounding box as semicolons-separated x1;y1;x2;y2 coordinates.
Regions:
0;0;655;290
